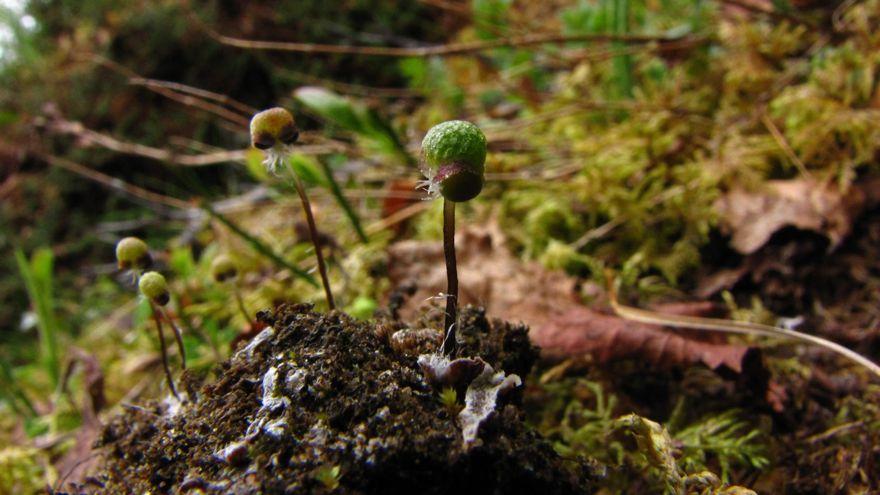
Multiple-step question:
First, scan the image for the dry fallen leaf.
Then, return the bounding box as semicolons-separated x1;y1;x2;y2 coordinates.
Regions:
714;179;864;255
534;306;753;372
700;178;880;299
387;223;764;378
387;222;581;329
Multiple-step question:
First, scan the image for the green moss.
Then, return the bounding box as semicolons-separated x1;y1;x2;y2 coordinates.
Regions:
0;447;52;495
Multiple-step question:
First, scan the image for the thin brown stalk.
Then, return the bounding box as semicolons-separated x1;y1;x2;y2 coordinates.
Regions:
45;115;343;166
292;174;336;310
204;23;698;58
41;153;191;210
128;77;257;116
158;306;187;370
278;68;420;98
418;0;471;16
149;302;180;400
44;116;247;166
760;111;812;178
441;199;458;356
554;34;709;65
365;201;431;235
720;0;817;28
606;272;880;379
130;81;251;126
89;54;253;126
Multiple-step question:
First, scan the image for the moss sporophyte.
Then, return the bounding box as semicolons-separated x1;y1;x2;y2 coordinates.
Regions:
116;237;187;400
250;107;335;310
115;236;151;280
211;254;253;327
418;120;487;356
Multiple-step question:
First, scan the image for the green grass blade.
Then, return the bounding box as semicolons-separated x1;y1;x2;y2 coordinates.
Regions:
202;204;319;287
295;86;415;165
14;248;62;389
611;0;634;99
319;160;368;243
0;354;37;418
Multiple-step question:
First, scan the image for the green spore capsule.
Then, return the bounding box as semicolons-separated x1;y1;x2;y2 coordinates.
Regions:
211;254;239;283
250;107;299;174
139;271;170;306
419;120;487;202
115;236;151;270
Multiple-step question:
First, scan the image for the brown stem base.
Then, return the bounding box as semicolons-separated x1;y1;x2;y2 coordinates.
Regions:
158;306;187;370
441;199;458;356
292;174;336;310
150;302;180;400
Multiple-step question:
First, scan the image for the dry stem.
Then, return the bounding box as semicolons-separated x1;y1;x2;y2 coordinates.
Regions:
441;199;458;356
292;174;336;310
149;301;180;400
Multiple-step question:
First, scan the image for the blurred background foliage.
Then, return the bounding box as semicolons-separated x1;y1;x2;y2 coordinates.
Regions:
1;0;879;492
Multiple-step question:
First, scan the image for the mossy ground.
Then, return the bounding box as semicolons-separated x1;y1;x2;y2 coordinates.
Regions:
83;305;593;494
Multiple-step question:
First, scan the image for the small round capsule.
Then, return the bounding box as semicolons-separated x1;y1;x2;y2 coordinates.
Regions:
250;107;299;150
419;120;487;202
115;237;151;270
139;271;170;306
211;255;238;283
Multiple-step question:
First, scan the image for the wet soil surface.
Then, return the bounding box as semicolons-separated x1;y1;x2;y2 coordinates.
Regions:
84;304;594;494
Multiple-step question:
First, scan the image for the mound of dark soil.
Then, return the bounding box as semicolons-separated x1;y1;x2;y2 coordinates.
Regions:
85;304;595;494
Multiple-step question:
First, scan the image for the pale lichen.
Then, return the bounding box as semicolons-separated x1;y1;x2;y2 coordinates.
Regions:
458;364;521;449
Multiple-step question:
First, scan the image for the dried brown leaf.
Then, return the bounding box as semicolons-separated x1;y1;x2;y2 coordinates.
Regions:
715;179;864;254
387;223;760;376
387;222;581;329
533;306;753;372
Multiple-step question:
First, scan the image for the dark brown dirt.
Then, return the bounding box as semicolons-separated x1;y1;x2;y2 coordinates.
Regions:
82;304;595;494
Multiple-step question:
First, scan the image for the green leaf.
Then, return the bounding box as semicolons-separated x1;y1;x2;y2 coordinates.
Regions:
14;248;62;389
295;86;365;133
295;86;414;165
288;153;328;187
0;355;36;418
244;148;271;181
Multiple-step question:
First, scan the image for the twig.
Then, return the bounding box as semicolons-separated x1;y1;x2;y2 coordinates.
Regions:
490;99;703;133
127;78;251;126
760;111;812;178
571;218;624;250
365;200;431;235
202;21;700;58
720;0;817;28
89;54;252;126
277;68;420;98
607;271;880;379
41;153;191;210
805;420;866;444
45;114;343;166
418;0;471;16
45;116;248;166
129;77;257;116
